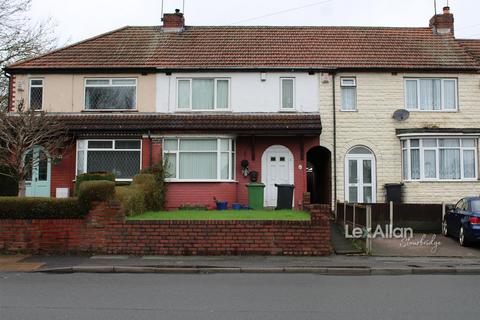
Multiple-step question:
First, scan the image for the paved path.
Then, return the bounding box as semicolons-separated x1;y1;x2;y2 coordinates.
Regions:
1;273;479;319
0;256;44;272
373;234;480;257
330;223;364;254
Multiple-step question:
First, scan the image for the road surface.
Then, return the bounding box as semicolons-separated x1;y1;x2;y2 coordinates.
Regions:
1;273;479;319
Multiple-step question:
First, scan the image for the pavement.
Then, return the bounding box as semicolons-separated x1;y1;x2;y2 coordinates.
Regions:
0;254;472;275
1;273;480;319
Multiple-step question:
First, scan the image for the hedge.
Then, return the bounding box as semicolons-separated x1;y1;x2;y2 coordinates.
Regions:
75;172;115;195
140;164;167;210
132;174;159;211
116;185;145;216
78;180;116;211
0;197;86;219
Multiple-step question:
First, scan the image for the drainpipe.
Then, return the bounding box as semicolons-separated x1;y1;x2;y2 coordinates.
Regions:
148;130;153;167
5;72;12;111
332;73;338;213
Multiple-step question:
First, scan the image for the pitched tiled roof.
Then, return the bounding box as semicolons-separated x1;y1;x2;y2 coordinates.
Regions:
53;113;322;135
457;39;480;63
6;26;479;71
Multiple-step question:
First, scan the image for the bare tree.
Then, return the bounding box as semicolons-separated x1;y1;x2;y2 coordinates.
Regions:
1;0;58;110
0;101;72;196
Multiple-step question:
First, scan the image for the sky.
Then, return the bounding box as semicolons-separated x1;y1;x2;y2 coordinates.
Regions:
28;0;480;45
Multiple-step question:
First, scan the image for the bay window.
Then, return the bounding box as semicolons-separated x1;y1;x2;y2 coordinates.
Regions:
163;138;235;181
402;138;477;181
404;78;457;111
85;78;137;110
76;139;142;180
177;78;230;110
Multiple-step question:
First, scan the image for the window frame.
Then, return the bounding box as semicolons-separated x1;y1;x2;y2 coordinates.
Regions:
29;78;44;111
175;78;231;111
401;137;478;182
83;78;138;111
403;78;458;112
340;77;357;112
76;139;142;181
163;137;236;182
280;77;296;111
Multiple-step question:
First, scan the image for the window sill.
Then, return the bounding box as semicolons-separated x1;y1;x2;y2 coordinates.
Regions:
82;109;138;113
165;179;238;183
339;109;358;112
403;179;478;183
175;109;232;112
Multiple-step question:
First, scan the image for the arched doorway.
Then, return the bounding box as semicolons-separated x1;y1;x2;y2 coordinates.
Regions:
307;146;331;204
344;146;376;203
261;145;294;207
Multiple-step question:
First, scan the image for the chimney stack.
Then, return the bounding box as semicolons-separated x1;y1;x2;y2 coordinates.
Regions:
429;6;454;35
162;9;185;33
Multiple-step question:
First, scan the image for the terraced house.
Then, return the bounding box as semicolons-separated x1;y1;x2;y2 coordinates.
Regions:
4;6;480;208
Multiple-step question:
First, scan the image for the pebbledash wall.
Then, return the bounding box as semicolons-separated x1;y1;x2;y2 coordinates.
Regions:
55;136;319;210
0;202;331;256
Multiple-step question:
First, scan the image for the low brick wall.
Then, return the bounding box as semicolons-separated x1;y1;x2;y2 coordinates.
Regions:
0;203;331;256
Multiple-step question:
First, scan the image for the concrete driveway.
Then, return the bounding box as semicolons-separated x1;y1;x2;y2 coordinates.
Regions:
373;233;480;257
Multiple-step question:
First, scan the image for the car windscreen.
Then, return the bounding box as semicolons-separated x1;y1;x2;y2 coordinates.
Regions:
471;200;480;213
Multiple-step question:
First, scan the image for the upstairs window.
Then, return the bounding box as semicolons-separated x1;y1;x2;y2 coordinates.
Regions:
405;78;457;111
177;78;229;110
280;78;295;110
85;78;137;110
402;138;477;181
340;77;357;111
29;79;43;110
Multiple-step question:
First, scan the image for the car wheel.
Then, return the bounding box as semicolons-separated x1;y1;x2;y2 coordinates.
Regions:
459;227;470;247
442;220;449;237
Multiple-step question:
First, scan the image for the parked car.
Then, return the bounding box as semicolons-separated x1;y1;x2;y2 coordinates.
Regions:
443;197;480;246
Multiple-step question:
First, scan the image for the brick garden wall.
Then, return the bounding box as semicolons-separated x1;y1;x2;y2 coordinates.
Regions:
0;203;331;256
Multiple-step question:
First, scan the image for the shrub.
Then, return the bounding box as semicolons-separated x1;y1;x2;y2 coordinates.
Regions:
0;165;18;196
115;185;145;216
78;180;115;211
75;172;115;196
133;173;160;211
140;163;167;210
0;197;86;219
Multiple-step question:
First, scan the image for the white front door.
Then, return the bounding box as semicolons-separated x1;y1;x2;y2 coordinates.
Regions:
262;145;294;207
345;146;376;203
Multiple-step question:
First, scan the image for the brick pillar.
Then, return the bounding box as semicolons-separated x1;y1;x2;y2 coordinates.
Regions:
302;192;311;211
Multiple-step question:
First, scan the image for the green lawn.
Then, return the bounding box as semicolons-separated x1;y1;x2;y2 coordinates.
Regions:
127;210;310;221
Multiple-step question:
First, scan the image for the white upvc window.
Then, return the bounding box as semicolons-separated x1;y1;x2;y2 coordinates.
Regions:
163;138;235;181
29;79;44;111
340;77;357;111
76;139;142;180
402;137;477;181
84;78;137;110
177;78;230;111
404;78;458;111
280;77;295;110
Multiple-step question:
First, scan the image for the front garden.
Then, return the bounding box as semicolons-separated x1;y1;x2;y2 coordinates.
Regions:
127;210;310;221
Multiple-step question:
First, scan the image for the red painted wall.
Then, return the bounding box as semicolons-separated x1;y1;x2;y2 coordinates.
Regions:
49;136;320;210
50;144;76;197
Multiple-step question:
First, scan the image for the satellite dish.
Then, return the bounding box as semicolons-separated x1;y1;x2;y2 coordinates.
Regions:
393;109;410;121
